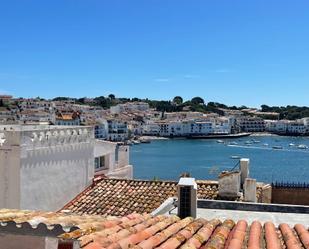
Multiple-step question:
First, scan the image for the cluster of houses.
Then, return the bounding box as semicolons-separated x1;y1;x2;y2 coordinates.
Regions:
1;95;309;142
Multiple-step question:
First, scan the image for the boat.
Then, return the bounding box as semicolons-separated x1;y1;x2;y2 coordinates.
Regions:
216;140;224;143
140;138;151;144
230;155;241;159
298;144;308;149
272;146;283;150
289;143;295;147
263;143;269;146
187;132;251;139
229;141;238;145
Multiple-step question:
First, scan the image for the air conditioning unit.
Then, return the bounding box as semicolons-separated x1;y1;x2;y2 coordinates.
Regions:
177;178;197;218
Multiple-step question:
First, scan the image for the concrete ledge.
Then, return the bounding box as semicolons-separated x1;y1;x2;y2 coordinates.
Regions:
106;165;133;179
151;197;176;216
197;199;309;214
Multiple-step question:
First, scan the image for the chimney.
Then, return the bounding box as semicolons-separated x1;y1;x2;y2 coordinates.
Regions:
218;171;241;199
177;177;197;218
240;158;250;186
244;178;257;202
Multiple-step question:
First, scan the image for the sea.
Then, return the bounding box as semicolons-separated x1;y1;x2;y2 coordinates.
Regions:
130;136;309;183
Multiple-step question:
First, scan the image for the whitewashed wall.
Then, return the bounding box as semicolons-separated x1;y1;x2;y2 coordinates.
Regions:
0;126;95;211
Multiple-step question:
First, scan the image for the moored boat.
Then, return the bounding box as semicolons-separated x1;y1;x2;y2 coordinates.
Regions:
298;144;308;149
272;146;283;150
230;155;241;159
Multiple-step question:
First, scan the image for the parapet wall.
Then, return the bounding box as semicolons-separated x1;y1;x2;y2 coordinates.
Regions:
272;183;309;205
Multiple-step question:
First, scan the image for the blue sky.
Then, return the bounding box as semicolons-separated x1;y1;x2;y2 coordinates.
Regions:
1;0;309;107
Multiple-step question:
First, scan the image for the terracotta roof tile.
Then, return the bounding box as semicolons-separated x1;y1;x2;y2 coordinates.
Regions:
0;209;308;249
62;179;223;216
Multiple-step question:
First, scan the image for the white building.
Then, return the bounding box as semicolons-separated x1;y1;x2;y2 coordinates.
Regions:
18;110;54;124
94;120;108;140
19;99;55;111
143;117;232;137
287;122;306;135
142;121;160;136
212;117;232;134
110;102;149;114
107;119;129;141
94;140;132;179
0;125;132;211
236;117;265;132
163;112;204;121
265;119;308;135
265;120;288;134
185;120;213;135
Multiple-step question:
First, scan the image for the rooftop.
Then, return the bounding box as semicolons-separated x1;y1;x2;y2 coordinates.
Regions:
0;209;308;249
62;178;263;216
0;124;90;132
63;179;219;216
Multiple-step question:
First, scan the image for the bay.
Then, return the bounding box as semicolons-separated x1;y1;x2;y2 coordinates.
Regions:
130;136;309;183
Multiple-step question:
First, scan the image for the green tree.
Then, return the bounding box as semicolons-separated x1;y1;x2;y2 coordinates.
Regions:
108;94;115;100
191;96;204;105
173;96;183;105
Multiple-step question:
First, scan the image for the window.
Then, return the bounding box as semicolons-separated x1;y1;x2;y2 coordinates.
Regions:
95;156;106;170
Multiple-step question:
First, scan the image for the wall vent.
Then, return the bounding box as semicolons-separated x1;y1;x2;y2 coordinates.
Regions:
177;177;197;218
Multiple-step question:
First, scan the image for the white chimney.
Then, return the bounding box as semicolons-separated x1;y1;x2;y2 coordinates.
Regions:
244;178;257;202
240;158;250;186
177;177;197;218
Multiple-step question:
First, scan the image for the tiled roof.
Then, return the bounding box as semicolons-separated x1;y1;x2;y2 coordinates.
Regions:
62;179;220;216
1;209;308;249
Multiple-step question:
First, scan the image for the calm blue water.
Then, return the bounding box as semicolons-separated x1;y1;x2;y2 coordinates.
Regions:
130;136;309;183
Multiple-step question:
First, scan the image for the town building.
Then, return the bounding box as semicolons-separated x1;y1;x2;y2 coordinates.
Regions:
94;140;132;179
18;110;54;124
265;120;288;134
0;109;17;124
145;118;232;137
94;122;108;140
0;95;13;105
55;112;81;126
107;119;129;141
236;117;266;132
163;111;204;121
110;102;149;114
0;125;132;211
265;119;309;135
142;121;160;136
18;98;55;111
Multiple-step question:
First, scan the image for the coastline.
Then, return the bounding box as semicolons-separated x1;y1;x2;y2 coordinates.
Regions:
139;136;169;140
137;132;308;141
250;132;279;137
